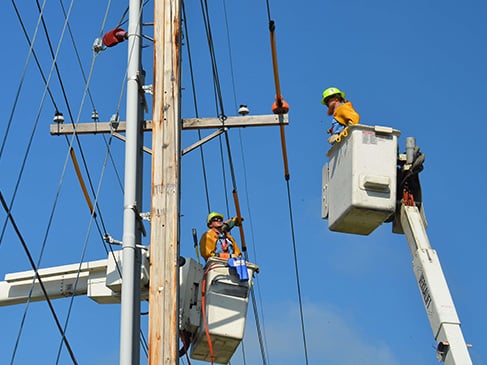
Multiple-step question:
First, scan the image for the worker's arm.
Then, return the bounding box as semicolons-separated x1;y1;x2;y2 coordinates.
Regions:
334;102;360;126
199;232;216;260
222;216;243;232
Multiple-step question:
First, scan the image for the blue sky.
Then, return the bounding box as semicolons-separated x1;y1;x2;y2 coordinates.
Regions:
0;0;486;364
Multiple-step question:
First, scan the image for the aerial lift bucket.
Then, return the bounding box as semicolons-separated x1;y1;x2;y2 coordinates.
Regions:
322;124;401;235
190;257;258;364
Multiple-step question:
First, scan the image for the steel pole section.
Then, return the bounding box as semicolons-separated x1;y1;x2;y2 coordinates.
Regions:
120;0;144;363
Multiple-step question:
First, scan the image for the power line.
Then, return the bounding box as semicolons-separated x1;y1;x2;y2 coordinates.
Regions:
182;0;211;213
190;2;271;363
0;191;79;365
263;0;309;363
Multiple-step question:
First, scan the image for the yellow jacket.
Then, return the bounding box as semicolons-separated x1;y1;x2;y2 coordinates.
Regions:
199;229;242;261
334;102;360;127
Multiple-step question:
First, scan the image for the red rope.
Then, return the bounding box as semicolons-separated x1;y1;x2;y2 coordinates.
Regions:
201;264;219;364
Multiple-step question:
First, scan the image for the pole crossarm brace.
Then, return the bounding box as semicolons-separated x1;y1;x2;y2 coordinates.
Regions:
49;114;289;135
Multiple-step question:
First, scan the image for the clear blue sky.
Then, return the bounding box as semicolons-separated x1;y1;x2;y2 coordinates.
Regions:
0;0;485;364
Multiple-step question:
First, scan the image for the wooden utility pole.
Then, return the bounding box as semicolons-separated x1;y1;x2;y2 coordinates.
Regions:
149;0;181;364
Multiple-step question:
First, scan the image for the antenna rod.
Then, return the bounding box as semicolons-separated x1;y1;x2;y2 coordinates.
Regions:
120;0;144;363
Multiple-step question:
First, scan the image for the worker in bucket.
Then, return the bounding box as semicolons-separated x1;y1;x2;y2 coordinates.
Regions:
321;87;360;144
199;212;243;261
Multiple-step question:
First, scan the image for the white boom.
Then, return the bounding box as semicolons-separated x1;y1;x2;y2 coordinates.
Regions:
0;250;150;306
321;125;473;364
400;203;472;364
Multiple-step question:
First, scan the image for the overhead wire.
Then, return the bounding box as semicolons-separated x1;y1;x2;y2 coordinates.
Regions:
0;0;58;162
195;1;270;363
1;2;110;361
0;0;67;248
220;0;271;357
3;0;149;361
264;0;309;364
182;0;211;213
53;0;151;358
199;0;226;119
0;191;79;365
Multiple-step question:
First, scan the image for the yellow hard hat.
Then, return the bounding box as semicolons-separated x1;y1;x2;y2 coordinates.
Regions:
321;87;346;105
207;212;224;226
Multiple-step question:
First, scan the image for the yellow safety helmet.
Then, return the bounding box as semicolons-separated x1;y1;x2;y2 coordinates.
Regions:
321;87;346;105
207;211;224;226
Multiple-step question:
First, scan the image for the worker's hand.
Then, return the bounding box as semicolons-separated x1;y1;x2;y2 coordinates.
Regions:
233;216;244;226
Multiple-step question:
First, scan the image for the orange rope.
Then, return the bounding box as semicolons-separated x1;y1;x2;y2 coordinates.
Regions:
201;264;217;364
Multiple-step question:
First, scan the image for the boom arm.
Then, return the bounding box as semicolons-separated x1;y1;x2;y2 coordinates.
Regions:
400;203;472;364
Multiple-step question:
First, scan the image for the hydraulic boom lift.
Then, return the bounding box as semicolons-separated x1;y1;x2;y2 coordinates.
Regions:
322;124;472;365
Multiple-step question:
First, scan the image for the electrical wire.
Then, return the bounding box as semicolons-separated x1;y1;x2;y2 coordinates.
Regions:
182;0;211;213
199;0;226;119
0;191;79;365
263;0;309;364
0;0;58;162
3;1;148;362
192;1;272;363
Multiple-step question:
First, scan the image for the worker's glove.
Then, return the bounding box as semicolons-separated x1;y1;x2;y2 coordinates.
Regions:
233;216;244;226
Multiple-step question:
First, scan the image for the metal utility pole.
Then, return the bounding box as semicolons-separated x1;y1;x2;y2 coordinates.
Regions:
120;0;144;363
148;0;181;364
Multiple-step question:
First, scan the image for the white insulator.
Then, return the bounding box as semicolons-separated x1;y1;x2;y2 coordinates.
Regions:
92;38;104;53
53;112;64;123
238;104;249;116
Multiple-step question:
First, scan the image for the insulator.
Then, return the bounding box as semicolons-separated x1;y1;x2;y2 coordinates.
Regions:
110;113;120;129
238;104;249;116
92;38;104;53
53;111;64;123
103;28;128;48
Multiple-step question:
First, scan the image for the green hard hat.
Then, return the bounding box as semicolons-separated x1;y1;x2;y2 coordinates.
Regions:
321;87;346;105
207;211;224;225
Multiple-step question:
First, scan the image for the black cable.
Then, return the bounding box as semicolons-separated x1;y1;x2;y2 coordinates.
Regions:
32;0;111;238
284;179;309;365
182;0;211;212
0;1;59;162
263;0;309;362
0;191;79;365
200;0;226;118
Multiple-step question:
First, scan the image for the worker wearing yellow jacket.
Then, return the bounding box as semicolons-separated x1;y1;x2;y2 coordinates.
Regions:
199;212;242;261
321;87;360;144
